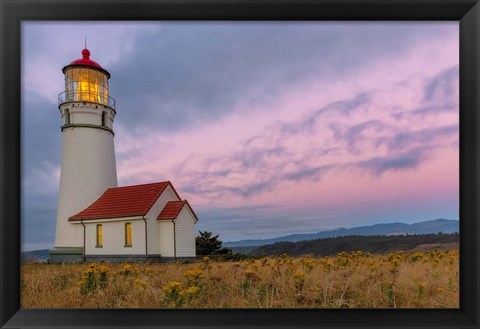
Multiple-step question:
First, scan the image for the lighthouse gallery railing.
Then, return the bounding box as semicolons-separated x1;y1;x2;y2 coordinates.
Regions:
58;91;116;110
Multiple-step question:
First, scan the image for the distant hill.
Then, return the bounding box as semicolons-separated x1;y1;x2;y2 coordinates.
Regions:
230;246;259;255
224;219;459;247
21;249;50;262
250;233;460;257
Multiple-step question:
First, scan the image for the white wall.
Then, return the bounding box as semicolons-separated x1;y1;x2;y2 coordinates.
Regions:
64;103;115;128
145;185;179;255
84;219;145;255
174;207;196;257
158;221;175;257
55;103;117;248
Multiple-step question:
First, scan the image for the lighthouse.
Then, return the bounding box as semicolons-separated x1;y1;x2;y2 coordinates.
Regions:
49;48;118;263
49;47;198;264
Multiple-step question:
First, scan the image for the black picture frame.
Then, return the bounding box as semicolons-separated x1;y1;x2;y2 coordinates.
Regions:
1;0;479;328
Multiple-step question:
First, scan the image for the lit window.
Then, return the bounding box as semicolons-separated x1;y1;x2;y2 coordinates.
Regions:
125;222;132;247
64;67;109;106
96;224;103;248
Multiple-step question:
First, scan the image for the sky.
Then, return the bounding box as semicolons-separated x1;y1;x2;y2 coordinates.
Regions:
21;22;459;251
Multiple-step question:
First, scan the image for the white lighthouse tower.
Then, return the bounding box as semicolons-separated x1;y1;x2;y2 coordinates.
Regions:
49;48;118;263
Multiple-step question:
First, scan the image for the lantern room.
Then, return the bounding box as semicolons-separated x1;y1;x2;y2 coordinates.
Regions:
59;48;115;109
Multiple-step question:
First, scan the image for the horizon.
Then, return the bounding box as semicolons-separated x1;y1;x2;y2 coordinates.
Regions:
22;22;459;251
22;218;459;252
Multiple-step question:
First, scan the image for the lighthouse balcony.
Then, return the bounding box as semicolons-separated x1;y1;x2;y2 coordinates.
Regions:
58;91;116;110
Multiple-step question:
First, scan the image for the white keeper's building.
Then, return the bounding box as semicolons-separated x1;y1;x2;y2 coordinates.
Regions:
49;48;198;263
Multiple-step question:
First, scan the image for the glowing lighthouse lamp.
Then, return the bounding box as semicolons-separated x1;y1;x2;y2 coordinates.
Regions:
49;48;118;263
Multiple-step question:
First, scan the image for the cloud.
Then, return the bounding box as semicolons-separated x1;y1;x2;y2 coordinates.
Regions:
276;93;372;139
424;65;459;102
356;147;429;176
182;179;277;199
381;124;458;151
283;164;333;182
332;119;387;152
393;65;459;119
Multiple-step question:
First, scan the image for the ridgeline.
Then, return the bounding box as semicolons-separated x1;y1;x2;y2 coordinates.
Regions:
250;233;459;257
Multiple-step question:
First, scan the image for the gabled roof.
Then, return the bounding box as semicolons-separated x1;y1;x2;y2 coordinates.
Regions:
69;181;175;221
157;200;199;222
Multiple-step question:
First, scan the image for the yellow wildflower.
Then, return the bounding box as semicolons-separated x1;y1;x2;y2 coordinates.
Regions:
162;281;183;307
97;265;109;274
184;285;200;295
184;268;203;285
300;257;316;272
121;263;133;275
293;271;306;291
163;281;182;293
133;278;150;288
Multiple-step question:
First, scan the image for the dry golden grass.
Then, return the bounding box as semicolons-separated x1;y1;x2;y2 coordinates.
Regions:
21;249;459;308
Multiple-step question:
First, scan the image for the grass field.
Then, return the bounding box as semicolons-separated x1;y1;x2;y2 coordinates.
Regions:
21;249;459;308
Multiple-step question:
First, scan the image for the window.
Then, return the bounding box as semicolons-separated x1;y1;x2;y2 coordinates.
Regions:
96;224;103;248
101;112;106;127
125;222;132;247
64;67;109;105
64;109;70;125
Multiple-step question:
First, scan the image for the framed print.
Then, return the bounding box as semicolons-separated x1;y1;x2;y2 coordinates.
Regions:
1;0;479;328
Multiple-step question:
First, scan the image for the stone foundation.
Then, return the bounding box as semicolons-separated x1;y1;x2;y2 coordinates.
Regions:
49;248;196;263
49;247;84;264
84;254;162;263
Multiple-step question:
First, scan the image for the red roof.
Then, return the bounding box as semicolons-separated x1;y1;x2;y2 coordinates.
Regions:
157;200;199;222
69;182;172;221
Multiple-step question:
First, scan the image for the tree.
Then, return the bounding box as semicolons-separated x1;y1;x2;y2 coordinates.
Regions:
195;231;232;255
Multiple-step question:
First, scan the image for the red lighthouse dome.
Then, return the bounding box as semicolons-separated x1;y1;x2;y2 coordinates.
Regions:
70;48;102;68
62;48;110;78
